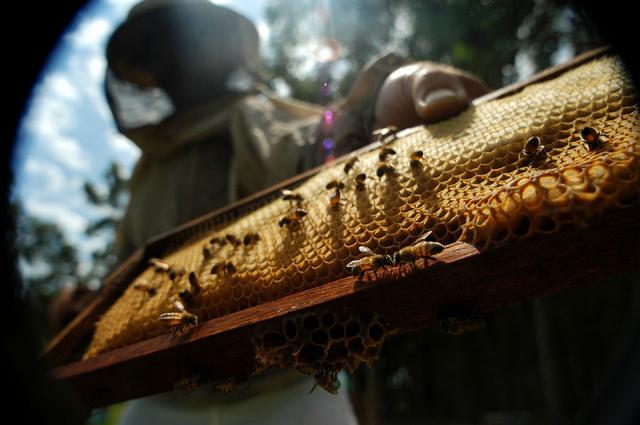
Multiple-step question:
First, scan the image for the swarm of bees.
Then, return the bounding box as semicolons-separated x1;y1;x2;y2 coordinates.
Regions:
580;126;607;151
347;231;447;280
518;136;548;165
158;300;198;336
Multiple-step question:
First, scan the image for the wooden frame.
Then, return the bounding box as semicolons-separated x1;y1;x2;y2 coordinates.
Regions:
45;46;640;408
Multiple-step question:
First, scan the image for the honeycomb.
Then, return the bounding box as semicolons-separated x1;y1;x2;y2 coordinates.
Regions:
85;56;639;365
253;309;393;393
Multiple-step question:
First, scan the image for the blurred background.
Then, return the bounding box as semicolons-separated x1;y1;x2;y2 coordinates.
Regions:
8;0;640;424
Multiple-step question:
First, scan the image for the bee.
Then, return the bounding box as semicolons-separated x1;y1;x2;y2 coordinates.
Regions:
355;173;367;192
225;234;242;247
309;367;341;395
211;235;229;247
376;163;396;178
133;281;157;296
158;300;198;336
210;261;237;276
174;374;205;395
243;232;261;246
372;125;398;144
278;208;308;228
440;314;486;335
393;231;445;267
410;150;424;168
149;258;170;273
325;179;345;190
202;245;213;261
378;147;397;162
281;189;304;206
580;126;607;151
346;246;394;279
518;136;548;164
329;187;342;211
168;266;186;281
343;157;358;175
179;271;202;303
212;376;249;394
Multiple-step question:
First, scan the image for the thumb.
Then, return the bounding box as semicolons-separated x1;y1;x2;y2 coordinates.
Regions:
413;74;469;123
412;66;489;123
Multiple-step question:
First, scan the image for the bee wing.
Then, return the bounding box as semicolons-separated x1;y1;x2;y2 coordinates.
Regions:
174;300;186;312
358;246;375;256
415;231;433;243
158;313;182;325
346;259;360;270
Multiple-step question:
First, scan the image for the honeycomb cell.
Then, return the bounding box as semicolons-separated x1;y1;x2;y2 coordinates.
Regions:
311;329;329;345
617;185;640;206
330;324;345;339
346;320;361;338
612;164;635;182
368;323;384;343
326;342;349;362
296;343;325;364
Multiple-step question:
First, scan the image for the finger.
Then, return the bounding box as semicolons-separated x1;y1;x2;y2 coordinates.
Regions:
412;70;469;123
374;64;422;129
374;63;489;129
412;66;489;123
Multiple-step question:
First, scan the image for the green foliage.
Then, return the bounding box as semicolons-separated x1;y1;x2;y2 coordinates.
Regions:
14;162;129;337
14;202;80;297
82;162;129;285
264;0;600;100
13;201;82;338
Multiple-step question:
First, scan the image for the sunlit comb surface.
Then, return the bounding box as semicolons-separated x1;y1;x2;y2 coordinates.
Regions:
85;56;639;364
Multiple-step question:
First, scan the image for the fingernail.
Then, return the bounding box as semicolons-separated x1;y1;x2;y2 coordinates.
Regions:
420;88;463;108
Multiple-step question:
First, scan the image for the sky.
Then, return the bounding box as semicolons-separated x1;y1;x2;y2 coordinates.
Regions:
12;0;268;268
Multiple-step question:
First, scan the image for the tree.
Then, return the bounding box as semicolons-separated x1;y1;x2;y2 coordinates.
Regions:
264;0;600;102
13;201;82;339
13;162;129;339
82;162;129;286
